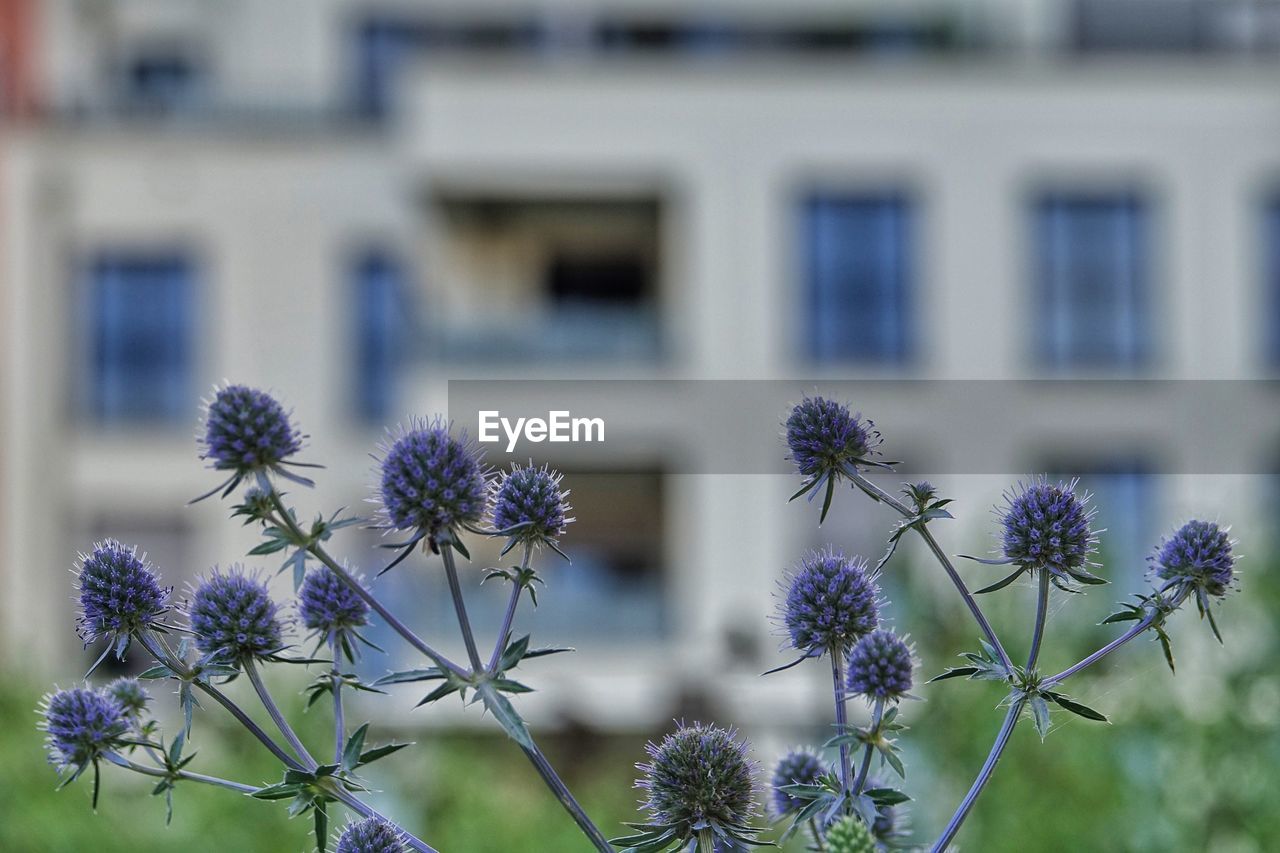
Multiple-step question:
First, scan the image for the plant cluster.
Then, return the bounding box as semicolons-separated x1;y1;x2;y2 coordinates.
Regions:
38;387;1240;852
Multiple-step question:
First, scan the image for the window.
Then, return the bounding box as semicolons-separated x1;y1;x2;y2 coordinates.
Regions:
120;51;205;115
803;193;913;364
1266;199;1280;366
1035;193;1149;369
352;251;407;422
86;253;194;424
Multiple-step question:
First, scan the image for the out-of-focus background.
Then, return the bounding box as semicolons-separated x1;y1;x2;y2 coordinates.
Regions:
1;1;1279;850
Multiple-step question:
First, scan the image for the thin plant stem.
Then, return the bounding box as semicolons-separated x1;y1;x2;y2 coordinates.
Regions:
851;473;1015;676
266;493;611;851
136;632;304;771
1043;587;1189;688
488;542;532;673
440;541;484;673
264;493;468;679
328;787;439;853
852;698;884;795
931;699;1024;852
330;631;345;765
809;818;827;851
1027;571;1051;671
106;752;258;794
243;657;317;771
830;645;852;801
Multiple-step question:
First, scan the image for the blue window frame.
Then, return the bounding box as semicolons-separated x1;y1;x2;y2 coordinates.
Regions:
1265;199;1280;366
87;253;194;424
803;193;913;364
1036;193;1149;369
353;251;406;422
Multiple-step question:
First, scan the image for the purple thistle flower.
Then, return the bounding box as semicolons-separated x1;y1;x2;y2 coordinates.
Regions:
336;817;407;853
862;771;909;844
781;549;880;655
39;687;128;771
299;566;370;635
785;396;879;481
1150;520;1236;598
104;677;150;721
636;722;759;840
75;540;170;650
491;463;573;550
375;418;488;540
197;384;311;500
770;748;826;816
999;478;1098;585
847;630;914;702
188;567;285;663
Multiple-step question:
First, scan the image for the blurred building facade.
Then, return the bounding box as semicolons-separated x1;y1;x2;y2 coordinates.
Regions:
2;0;1280;734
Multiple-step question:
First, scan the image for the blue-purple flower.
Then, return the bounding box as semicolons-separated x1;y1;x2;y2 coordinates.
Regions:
781;550;880;655
336;816;407;853
632;722;760;847
770;748;826;816
785;396;884;522
196;384;312;500
991;478;1101;589
75;540;170;653
298;566;371;661
376;419;487;541
40;687;128;772
491;463;572;552
104;677;150;721
1150;520;1235;598
847;630;914;703
188;567;285;663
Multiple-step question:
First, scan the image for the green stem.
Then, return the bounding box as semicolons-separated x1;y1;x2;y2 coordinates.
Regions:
106;752;257;794
852;699;884;795
488;542;533;674
931;699;1024;852
1027;571;1051;671
830;645;852;802
330;631;345;765
243;657;317;771
440;539;484;673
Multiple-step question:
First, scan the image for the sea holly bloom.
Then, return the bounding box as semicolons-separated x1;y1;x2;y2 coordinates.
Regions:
298;566;373;661
75;540;170;666
104;677;150;721
862;772;909;846
780;549;880;657
965;478;1101;593
195;384;314;501
374;418;488;560
188;567;285;664
824;815;876;853
490;463;573;556
770;748;826;817
1149;520;1237;641
336;817;407;853
39;687;129;786
784;396;887;523
847;630;915;703
620;722;762;852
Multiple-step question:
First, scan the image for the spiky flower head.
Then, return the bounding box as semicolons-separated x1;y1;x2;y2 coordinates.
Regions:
785;396;879;480
198;384;310;499
299;567;370;635
770;748;826;817
39;687;128;772
1150;520;1235;598
847;630;914;702
104;677;150;721
336;817;407;853
781;550;879;654
75;540;170;651
491;463;573;550
188;567;284;663
636;722;759;843
825;815;876;853
376;418;487;540
999;478;1099;586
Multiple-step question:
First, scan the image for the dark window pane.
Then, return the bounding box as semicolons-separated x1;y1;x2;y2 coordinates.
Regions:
87;253;193;423
1035;194;1149;369
803;193;913;364
353;251;406;422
